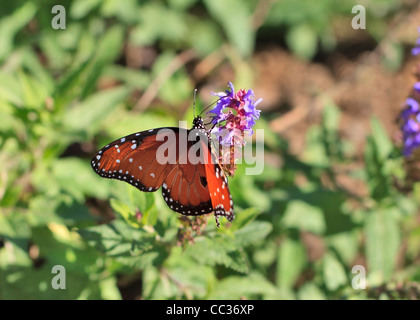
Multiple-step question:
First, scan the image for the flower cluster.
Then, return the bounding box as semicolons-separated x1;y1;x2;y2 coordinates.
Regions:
401;95;420;156
401;29;420;157
207;82;262;176
208;82;262;147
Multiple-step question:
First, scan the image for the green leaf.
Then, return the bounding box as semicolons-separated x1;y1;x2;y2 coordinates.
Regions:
52;157;113;201
0;212;32;268
229;207;261;231
281;200;326;234
110;198;141;229
276;238;306;289
234;221;272;246
326;231;358;266
0;265;109;300
365;208;400;284
78;220;155;258
0;2;37;61
70;0;102;19
80;25;125;99
364;118;393;199
185;235;248;273
54;58;92;105
297;283;326;300
64;86;129;136
322;252;347;291
130;3;188;46
369;117;392;162
203;0;255;57
27;196;95;227
208;272;277;299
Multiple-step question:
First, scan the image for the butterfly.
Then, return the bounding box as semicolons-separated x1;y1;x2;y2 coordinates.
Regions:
90;116;234;227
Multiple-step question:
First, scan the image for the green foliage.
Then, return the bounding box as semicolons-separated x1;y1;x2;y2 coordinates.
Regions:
0;0;418;301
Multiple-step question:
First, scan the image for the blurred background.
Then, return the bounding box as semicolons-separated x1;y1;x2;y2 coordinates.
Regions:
1;0;420;300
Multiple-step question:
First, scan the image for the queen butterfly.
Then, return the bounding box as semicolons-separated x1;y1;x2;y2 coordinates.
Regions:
91;116;234;227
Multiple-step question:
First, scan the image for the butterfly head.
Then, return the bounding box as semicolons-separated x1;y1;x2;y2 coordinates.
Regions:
192;116;205;130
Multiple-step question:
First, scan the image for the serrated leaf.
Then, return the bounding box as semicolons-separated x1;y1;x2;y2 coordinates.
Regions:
234;221;272;246
185;236;248;273
78;220;155;257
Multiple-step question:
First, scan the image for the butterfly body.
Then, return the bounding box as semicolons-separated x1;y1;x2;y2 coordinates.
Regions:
91;117;234;226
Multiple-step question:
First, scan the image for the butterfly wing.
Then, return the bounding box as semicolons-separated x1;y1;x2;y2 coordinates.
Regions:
91;125;234;225
161;128;234;224
202;140;235;224
91;128;179;192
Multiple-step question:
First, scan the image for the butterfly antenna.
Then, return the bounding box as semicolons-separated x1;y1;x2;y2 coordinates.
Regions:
193;89;198;118
199;98;219;117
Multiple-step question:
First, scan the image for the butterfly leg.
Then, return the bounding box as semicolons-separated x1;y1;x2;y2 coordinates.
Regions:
215;215;220;228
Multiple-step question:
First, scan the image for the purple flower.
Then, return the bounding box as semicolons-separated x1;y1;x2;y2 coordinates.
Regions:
208;82;262;146
400;28;420;157
411;28;420;56
401;98;420;156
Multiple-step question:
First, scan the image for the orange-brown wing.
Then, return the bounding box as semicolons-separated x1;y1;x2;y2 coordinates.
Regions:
91;126;234;226
161;129;234;225
91;128;180;192
202;139;235;225
161;128;213;216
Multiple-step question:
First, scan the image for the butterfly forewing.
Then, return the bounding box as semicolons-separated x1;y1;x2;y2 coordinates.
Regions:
91;128;177;192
